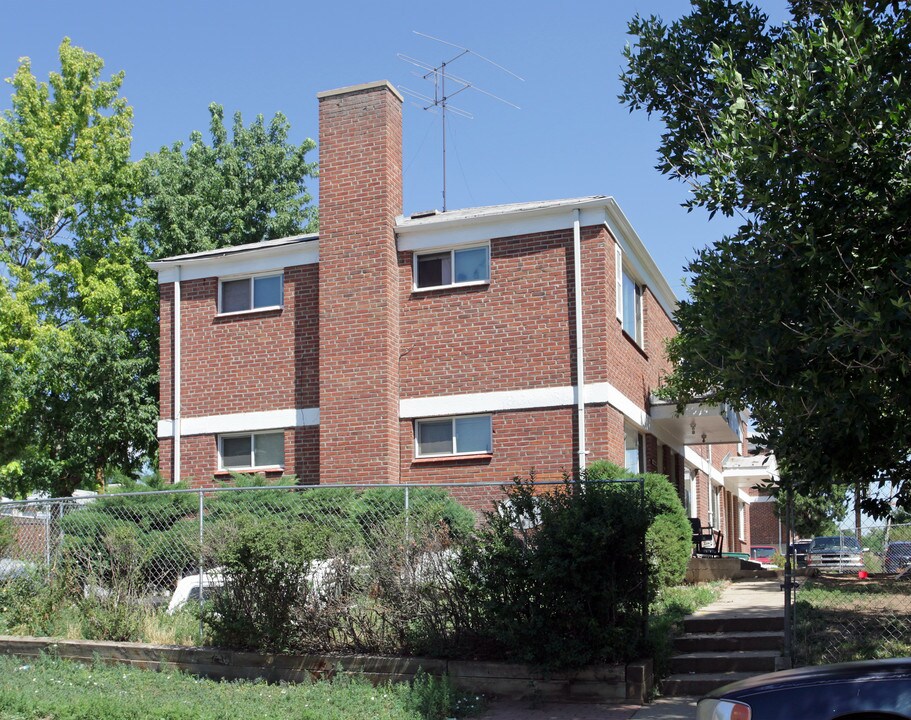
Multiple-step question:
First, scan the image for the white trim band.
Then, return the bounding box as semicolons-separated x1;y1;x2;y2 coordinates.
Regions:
399;381;650;427
158;408;319;438
684;446;725;484
158;383;655;441
155;244;319;284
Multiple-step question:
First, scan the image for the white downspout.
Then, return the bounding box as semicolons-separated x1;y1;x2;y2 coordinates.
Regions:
572;209;587;471
173;265;182;484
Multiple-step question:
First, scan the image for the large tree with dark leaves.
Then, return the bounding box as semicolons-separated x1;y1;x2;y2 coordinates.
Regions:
137;104;317;259
621;1;911;516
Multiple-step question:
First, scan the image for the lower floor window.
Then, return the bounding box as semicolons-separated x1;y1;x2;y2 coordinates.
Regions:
219;431;284;470
415;415;492;457
624;425;643;474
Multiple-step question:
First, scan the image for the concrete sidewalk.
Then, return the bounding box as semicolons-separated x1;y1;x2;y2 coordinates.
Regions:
687;578;783;620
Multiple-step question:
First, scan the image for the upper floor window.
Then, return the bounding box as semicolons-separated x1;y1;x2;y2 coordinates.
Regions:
415;414;492;457
622;271;643;345
615;244;644;347
218;273;283;314
219;431;284;470
414;245;489;290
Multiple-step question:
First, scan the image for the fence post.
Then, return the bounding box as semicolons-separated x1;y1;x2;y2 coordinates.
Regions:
404;485;410;546
198;489;205;644
641;478;648;646
782;486;794;666
44;505;51;581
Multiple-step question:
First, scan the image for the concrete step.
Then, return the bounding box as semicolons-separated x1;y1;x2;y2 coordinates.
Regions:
662;671;759;697
674;631;784;653
670;650;780;674
683;615;784;634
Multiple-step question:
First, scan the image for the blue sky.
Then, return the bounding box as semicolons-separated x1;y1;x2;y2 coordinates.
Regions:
3;0;789;297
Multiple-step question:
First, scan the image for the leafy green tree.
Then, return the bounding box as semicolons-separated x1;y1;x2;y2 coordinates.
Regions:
137;104;317;259
774;485;848;539
0;39;157;497
621;1;911;515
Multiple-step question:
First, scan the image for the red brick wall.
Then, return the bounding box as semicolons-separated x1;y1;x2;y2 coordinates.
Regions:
157;265;317;482
750;495;784;548
318;82;403;485
399;226;611;398
160;283;173;420
399;404;631;486
399;225;677;406
172;426;318;487
608;248;676;409
177;269;311;417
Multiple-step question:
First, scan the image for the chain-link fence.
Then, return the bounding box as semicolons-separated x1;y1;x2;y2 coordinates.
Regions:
0;479;649;662
791;520;911;665
0;483;486;609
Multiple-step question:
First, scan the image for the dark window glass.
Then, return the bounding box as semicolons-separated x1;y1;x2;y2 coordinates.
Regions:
416;252;452;288
417;419;453;455
221;279;250;313
221;435;252;468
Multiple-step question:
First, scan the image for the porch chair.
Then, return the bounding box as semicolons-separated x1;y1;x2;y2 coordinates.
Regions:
690;517;723;557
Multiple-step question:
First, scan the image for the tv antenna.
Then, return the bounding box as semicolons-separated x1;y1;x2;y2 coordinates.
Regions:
398;31;523;212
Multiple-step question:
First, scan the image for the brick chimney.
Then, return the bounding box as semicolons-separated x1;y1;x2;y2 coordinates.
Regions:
317;81;404;484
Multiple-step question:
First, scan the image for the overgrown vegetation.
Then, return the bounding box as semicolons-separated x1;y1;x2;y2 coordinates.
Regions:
0;566;199;645
1;471;691;670
57;480;474;595
0;655;482;720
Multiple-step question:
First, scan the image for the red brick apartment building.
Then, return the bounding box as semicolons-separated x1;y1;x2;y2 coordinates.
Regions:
150;80;773;554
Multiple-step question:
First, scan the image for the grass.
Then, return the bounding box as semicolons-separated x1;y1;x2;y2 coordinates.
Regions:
648;581;727;681
0;654;483;720
795;574;911;665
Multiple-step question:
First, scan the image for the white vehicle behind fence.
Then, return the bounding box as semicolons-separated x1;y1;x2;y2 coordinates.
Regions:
167;570;225;614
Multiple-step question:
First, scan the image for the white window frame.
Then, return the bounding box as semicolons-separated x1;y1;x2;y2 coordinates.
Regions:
217;272;284;316
707;475;715;527
709;484;722;530
739;500;746;541
615;244;623;322
622;270;644;345
624;425;644;475
615;243;644;347
688;470;699;518
414;414;493;458
412;243;490;292
218;430;285;471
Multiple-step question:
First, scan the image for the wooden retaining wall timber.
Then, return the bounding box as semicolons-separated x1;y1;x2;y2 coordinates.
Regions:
0;636;652;704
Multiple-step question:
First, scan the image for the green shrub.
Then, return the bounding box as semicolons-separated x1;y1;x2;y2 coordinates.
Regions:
458;475;650;669
204;516;329;652
0;516;13;556
587;460;691;589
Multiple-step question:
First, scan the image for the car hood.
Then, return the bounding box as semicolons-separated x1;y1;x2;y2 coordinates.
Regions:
703;658;911;700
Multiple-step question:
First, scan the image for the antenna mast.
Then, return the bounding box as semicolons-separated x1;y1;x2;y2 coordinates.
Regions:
399;32;522;212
